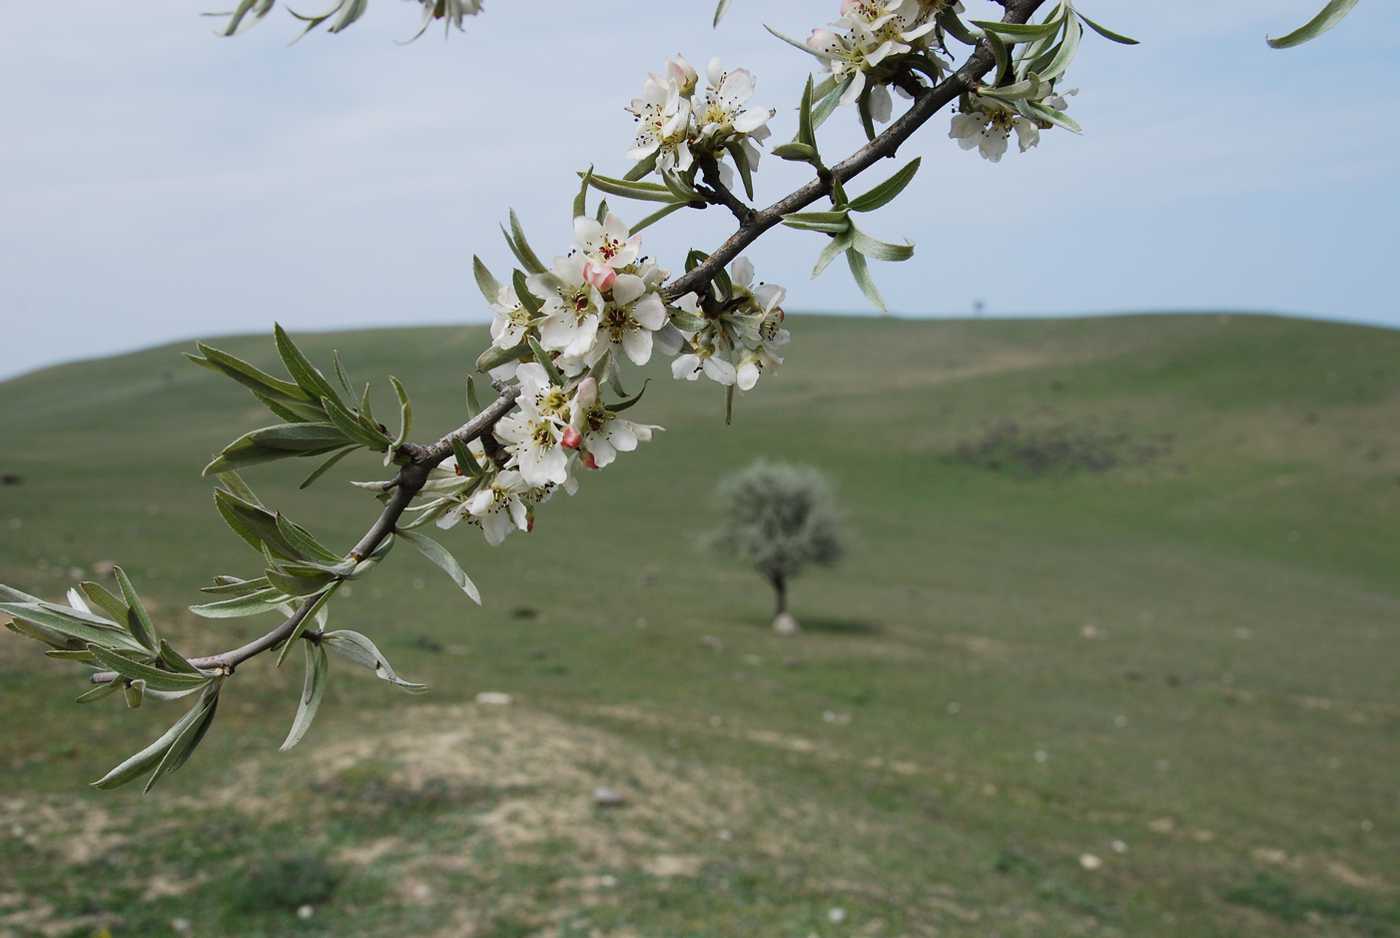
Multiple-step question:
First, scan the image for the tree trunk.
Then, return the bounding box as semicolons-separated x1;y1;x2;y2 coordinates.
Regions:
770;574;799;634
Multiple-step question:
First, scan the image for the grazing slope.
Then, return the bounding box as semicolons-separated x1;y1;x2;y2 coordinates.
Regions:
1;314;1397;937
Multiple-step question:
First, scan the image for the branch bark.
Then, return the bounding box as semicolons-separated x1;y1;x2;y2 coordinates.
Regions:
663;0;1045;301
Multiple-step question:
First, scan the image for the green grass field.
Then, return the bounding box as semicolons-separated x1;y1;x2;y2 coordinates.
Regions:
1;313;1397;937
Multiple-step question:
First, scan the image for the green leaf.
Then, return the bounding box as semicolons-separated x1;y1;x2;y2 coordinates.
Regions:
113;566;159;652
274;324;343;407
159;640;205;676
812;230;854;278
502;210;547;274
810;76;850;131
451;436;482;477
466;375;482;419
275;585;339;669
1023;100;1083;133
938;7;982;45
630;201;687;234
781;210;852;234
1076;10;1139;45
91;692;210;790
280;642;328;752
213;488;303;561
397;529;482;605
472;255;502;305
203;423;351;476
79;581;128;624
299;445;358;491
851;227;915;262
513;269;544;318
331;350;354;398
76;682;124;704
0;602;149;654
388;376;412;462
773;142;819;163
984;30;1011;84
275;515;342;565
971;19;1062;42
857;88;877;143
713;0;732;27
846;248;887;313
477;341;528;374
623;151;658;182
143;684;220;793
527;337;565;387
190;343;310;402
608;378;651;415
725;142;755;200
848;158;922;213
660;168;701;203
321;630;427;693
573;165;593;219
320;395;390;450
124;679;145;710
1267;0;1359;48
1039;16;1082;81
88;646;209;692
796;76;817;149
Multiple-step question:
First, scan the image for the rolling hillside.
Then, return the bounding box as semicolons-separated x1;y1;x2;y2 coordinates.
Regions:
1;314;1397;937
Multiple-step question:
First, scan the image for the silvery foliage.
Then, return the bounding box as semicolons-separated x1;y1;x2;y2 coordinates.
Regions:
0;0;1357;792
704;461;845;587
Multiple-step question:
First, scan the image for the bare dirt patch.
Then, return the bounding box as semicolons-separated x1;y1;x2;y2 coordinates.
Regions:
953;418;1174;477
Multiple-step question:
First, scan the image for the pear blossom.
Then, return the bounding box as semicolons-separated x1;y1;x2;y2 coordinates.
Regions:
950;90;1074;162
530;255;604;358
593;274;668;366
567;378;663;469
671;331;738;386
575;212;643;274
804;0;955;110
627;74;694;172
437;468;530;546
693;59;776;148
488;283;533;350
494;365;571;486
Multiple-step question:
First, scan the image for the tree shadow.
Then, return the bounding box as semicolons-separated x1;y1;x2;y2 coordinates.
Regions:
792;616;883;636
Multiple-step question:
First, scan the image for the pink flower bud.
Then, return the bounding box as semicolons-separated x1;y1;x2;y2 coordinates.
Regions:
583;452;599;470
561;426;583;450
582;260;617;292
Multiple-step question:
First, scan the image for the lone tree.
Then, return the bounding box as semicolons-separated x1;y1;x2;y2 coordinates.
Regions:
706;461;844;634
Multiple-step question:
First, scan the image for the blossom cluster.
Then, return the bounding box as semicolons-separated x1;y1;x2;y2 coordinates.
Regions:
627;54;775;183
949;88;1076;162
803;0;959;118
458;212;787;545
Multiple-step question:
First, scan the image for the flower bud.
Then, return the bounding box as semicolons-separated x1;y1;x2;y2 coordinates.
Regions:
667;54;698;97
561;426;583;450
582;259;618;292
583;452;599;470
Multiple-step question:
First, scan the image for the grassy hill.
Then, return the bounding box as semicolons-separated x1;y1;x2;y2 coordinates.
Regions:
1;314;1397;938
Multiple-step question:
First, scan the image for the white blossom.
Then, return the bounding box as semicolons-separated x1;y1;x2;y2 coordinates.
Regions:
494;364;571;487
531;255;604;359
567;377;662;469
437;468;530;546
488;282;532;350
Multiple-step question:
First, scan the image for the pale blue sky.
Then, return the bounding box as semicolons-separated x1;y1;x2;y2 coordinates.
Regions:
2;1;1396;379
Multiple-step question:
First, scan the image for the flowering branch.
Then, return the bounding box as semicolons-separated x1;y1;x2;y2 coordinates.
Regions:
2;0;1360;793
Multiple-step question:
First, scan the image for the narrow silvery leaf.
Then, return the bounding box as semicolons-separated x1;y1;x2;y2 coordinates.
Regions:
389;376;412;456
144;684;221;793
113;566;159;652
274;324;343;408
574;166;593;219
275;515;342;565
812;230;854;278
630;201;687;235
851;227;915;262
274;584;339;669
0;603;149;654
725;141;754;200
527;337;565;388
299;445;358;491
1075;11;1138;45
473;255;502;306
189;588;288;619
280;642;328;752
503;210;547;274
88;647;209;693
848;158;921;213
76;682;123;704
91;703;203;790
1266;0;1359;48
78;581;128;624
585;172;683;203
846;248;887;313
397;529;482;605
713;0;732;27
321;630;427;693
